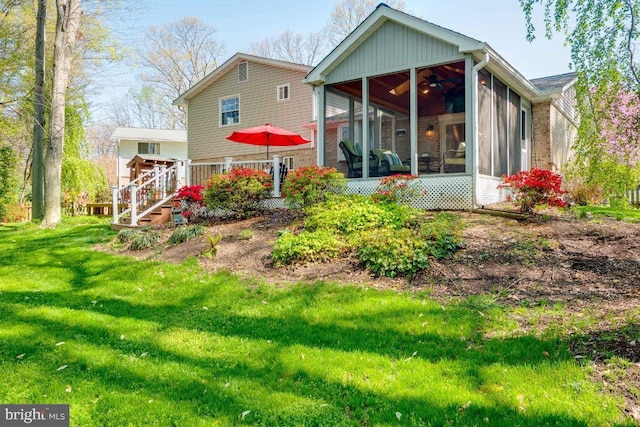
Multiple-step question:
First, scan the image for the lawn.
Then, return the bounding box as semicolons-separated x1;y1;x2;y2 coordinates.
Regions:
0;219;632;426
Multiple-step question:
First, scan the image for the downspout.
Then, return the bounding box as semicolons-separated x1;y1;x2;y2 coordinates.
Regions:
471;52;489;208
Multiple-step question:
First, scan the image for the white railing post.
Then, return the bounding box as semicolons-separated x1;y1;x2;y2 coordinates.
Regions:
159;165;167;198
111;186;119;223
185;159;191;186
224;157;233;172
153;165;160;189
272;155;281;198
130;184;138;226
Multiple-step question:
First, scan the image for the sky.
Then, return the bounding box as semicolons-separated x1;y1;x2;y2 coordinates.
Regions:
92;0;572;122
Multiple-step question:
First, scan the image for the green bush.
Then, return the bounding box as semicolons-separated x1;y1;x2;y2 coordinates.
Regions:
303;195;415;236
272;229;348;266
272;195;462;277
0;145;19;222
168;224;204;244
282;165;346;208
203;167;272;218
357;228;432;277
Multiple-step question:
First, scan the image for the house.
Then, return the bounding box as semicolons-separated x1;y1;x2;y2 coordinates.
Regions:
303;3;578;209
173;53;316;183
111;127;188;187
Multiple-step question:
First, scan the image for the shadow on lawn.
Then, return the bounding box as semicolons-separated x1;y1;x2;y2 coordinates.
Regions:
1;300;609;427
0;224;631;426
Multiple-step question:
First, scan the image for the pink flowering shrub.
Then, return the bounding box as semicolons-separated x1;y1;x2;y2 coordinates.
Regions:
591;86;640;167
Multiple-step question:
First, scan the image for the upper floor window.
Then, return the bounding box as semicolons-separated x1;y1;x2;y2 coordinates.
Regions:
238;61;248;82
138;142;160;155
220;95;240;126
277;84;290;102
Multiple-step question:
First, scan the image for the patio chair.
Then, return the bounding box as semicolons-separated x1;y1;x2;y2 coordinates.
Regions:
269;162;288;192
339;140;382;177
372;149;410;175
443;141;466;173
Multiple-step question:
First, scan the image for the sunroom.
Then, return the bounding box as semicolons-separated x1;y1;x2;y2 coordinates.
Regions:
303;4;539;210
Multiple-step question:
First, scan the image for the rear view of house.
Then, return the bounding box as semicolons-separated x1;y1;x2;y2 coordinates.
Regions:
304;3;578;209
174;53;316;179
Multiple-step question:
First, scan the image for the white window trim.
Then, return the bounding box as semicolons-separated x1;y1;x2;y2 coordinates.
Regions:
219;94;241;127
277;83;291;102
238;61;248;82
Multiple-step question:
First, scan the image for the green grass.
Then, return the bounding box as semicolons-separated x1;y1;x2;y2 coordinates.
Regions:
572;205;640;222
0;221;633;426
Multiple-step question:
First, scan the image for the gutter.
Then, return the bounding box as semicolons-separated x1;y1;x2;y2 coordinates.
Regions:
471;52;490;209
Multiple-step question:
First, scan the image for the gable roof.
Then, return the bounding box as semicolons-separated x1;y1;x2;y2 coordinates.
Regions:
530;72;578;93
304;3;568;100
173;52;313;106
111;127;187;143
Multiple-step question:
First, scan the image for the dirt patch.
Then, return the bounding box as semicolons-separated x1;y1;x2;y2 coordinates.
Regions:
99;209;640;421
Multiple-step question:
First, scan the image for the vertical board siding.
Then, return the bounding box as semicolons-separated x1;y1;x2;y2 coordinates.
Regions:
326;21;460;83
188;61;315;162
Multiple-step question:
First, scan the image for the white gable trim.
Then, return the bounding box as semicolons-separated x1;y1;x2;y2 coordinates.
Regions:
304;4;484;85
174;52;312;106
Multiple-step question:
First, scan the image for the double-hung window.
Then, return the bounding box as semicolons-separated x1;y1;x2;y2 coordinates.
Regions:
277;84;290;102
138;142;160;155
220;96;240;126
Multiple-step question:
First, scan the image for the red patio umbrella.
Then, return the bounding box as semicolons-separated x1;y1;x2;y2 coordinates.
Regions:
226;123;310;158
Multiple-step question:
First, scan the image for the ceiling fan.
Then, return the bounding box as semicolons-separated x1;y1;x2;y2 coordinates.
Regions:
424;72;460;90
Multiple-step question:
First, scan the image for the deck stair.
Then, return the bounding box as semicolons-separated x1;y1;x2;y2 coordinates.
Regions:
111;163;179;229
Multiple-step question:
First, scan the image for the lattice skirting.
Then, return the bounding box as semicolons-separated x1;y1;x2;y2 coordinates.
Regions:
346;175;474;210
476;175;509;207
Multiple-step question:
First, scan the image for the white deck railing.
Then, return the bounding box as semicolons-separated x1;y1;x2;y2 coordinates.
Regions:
186;155;284;197
111;163;179;226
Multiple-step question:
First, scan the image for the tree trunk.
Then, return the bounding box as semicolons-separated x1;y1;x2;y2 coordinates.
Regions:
42;0;82;227
32;0;46;220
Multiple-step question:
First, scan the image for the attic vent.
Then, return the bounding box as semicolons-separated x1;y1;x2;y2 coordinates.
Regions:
238;61;248;82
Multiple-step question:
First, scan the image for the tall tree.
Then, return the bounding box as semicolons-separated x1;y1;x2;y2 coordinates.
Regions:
324;0;406;47
32;0;46;219
250;30;326;66
520;0;640;200
250;0;406;65
137;16;224;128
520;0;640;88
42;0;82;227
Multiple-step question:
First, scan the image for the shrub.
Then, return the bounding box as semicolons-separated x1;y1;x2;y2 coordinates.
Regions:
564;177;602;206
498;168;567;214
357;228;432;277
371;174;422;205
127;228;161;251
272;229;348;266
203;167;272;218
174;185;211;223
282;166;346;208
0;145;19;221
237;229;254;241
168;224;204;244
303;194;411;236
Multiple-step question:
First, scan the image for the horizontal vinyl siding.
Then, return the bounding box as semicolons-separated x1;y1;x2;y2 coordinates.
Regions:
550;105;576;172
188;61;314;161
326;21;461;83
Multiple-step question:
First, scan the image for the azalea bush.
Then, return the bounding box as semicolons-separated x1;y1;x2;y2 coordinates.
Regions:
203;167;272;218
174;185;206;222
282;165;345;208
371;174;422;205
498;168;567;214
